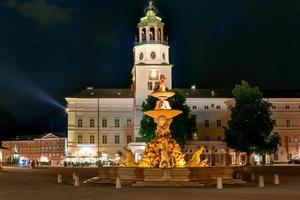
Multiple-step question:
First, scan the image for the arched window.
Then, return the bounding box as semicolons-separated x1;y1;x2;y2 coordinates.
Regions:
150;27;155;41
141;28;146;42
157;28;162;41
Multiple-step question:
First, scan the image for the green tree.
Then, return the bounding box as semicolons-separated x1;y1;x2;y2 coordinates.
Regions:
224;81;280;164
139;88;197;146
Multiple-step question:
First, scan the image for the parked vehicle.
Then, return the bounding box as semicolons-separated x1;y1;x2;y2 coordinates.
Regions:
288;159;300;164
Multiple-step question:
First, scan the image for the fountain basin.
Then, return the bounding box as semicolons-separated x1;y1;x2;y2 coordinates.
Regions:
144;110;182;119
97;167;235;184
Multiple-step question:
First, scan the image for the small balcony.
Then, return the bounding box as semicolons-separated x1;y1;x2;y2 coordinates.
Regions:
134;39;168;46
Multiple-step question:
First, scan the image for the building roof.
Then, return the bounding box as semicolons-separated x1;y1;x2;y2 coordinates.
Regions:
181;89;232;98
3;133;66;141
182;89;300;99
67;88;134;98
67;87;300;99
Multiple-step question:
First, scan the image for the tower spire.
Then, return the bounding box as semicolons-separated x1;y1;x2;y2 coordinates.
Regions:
145;0;157;15
148;0;154;10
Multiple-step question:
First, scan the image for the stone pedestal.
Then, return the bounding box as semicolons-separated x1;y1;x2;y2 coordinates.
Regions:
143;168;190;182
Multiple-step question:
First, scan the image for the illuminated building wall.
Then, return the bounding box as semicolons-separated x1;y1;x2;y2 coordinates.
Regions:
65;1;300;164
1;133;66;165
66;93;134;159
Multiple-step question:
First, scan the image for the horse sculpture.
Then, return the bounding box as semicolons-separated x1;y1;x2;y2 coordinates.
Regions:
185;146;208;167
119;147;138;167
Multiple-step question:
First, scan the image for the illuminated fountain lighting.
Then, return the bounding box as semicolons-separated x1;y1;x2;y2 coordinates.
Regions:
120;75;208;168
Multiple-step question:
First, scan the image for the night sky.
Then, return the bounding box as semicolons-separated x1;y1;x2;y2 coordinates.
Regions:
0;0;299;132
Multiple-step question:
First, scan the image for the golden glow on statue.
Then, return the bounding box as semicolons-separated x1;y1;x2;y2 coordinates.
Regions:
121;75;208;168
119;147;138;167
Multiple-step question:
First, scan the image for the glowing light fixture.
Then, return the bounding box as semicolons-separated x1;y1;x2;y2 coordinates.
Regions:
40;156;49;162
77;147;97;157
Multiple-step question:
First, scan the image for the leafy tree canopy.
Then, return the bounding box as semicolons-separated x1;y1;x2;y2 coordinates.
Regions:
139;88;197;146
224;81;280;157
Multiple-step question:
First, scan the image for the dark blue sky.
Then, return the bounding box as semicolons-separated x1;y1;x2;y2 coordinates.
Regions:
0;0;299;124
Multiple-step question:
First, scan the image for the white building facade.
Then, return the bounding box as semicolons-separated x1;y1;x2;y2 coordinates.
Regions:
66;1;300;164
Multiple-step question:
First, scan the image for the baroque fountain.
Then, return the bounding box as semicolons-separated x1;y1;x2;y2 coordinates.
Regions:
96;75;235;186
120;74;207;169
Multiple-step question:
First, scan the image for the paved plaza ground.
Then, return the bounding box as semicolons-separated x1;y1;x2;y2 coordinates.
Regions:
0;166;300;200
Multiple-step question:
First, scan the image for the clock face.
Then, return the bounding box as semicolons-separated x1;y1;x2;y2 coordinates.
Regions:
151;52;156;60
139;52;144;60
162;53;166;61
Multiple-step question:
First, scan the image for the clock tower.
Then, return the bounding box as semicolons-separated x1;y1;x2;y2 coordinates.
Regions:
132;0;173;141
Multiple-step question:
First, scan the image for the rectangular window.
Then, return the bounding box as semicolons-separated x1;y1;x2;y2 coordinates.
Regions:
154;82;160;91
274;153;278;161
286;105;290;109
102;119;107;128
115;135;120;144
272;106;277;109
216;105;221;109
217;120;222;128
115;119;120;128
274;120;277;127
102;135;107;144
205;136;210;141
127;135;132;144
205;120;209;128
90;119;95;127
288;153;292;160
204;106;209;109
78;119;83;128
90;135;95;144
148;82;153;91
127;118;132;127
217;136;222;141
192;105;197;109
78;135;83;144
286;120;290;127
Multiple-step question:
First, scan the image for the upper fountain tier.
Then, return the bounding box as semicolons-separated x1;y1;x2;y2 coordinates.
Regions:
145;74;182;120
